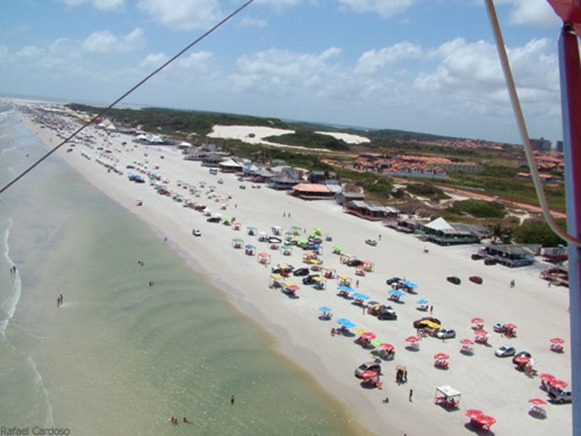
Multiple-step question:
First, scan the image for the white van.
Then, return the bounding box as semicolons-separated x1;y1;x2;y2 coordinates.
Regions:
209;168;218;175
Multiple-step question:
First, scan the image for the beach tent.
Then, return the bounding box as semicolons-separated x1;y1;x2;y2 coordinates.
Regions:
337;275;352;286
232;238;243;248
258;252;271;265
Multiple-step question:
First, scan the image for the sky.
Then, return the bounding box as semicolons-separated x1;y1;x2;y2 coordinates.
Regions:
0;0;570;144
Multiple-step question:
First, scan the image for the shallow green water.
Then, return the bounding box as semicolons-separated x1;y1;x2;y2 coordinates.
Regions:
0;105;363;435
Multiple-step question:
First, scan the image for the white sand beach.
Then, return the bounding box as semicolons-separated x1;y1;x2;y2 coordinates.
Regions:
18;104;572;435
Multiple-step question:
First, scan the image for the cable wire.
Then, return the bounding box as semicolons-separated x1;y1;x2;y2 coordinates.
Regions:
0;0;255;195
484;0;581;248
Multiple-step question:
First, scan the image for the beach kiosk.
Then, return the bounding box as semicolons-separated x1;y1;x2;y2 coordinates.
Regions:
291;225;302;236
337;274;352;287
244;244;256;256
434;385;461;409
247;226;257;236
257;252;271;265
312;276;326;290
270;274;283;289
232;238;244;249
323;267;336;279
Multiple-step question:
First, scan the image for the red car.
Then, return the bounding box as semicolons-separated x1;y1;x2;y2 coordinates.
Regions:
469;276;483;284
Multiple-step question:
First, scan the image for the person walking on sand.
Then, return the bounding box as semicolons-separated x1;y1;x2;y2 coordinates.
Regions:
409;389;413;402
231;394;236;405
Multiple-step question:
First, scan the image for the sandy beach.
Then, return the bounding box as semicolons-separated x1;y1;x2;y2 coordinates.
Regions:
17;103;572;435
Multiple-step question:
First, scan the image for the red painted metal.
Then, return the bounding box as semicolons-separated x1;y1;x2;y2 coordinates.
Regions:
548;0;581;36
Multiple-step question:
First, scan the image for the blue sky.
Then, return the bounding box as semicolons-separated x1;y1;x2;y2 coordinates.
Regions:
0;0;567;144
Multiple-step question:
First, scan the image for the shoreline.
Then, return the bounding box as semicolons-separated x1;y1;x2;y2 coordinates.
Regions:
15;102;572;435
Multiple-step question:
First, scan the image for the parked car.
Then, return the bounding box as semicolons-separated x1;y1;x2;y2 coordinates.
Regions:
549;387;573;403
413;316;441;329
512;351;532;364
239;184;246;189
495;345;516;357
192;229;201;237
302;274;321;285
386;277;401;285
377;305;398;320
206;216;221;223
469;275;483;284
447;276;461;285
365;239;378;246
436;328;456;339
471;254;483;260
493;322;506;333
347;259;364;267
484;258;497;265
293;267;310;277
268;236;282;244
354;360;382;378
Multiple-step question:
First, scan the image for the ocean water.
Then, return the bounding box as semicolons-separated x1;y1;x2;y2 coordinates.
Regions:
0;104;363;435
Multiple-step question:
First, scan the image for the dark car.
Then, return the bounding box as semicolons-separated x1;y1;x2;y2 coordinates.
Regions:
386;277;401;285
377;305;397;320
347;259;364;267
293;267;310;277
302;274;321;285
206;216;221;223
413;316;441;329
447;276;461;285
512;351;532;364
469;276;483;284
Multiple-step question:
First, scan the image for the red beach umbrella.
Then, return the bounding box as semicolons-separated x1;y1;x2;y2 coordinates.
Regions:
406;336;420;343
434;353;450;360
362;331;377;340
504;323;517;330
474;329;488;336
360;370;378;379
379;343;394;352
549;379;569;389
513;355;531;364
471;317;484;324
540;373;556;382
460;338;475;345
477;415;496;426
529;398;548;406
465;409;484;418
550;337;565;344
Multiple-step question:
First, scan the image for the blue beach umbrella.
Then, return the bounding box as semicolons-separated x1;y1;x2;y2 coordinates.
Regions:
388;289;405;298
353;293;370;300
342;321;356;329
337;285;355;293
319;306;332;313
416;298;429;305
400;280;418;288
337;318;352;326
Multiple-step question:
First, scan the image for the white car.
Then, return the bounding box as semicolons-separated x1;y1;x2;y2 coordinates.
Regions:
495;345;516;357
436;328;456;339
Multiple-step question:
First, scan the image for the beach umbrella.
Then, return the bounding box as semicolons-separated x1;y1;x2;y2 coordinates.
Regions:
550;337;565;344
318;306;332;313
359;370;378;379
434;353;450;360
337;318;351;325
337;285;355;292
549;380;568;389
388;289;405;298
371;339;383;347
406;336;420;343
471;317;484;324
529;398;547;406
540;373;556;382
465;409;483;418
379;343;395;352
460;338;475;345
362;331;377;340
354;328;367;334
514;355;530;364
342;321;356;329
504;323;517;330
354;293;370;300
400;280;418;288
474;329;487;336
476;415;496;425
416;298;429;305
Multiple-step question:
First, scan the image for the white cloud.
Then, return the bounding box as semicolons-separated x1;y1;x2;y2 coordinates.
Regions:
355;42;423;74
81;28;145;53
338;0;415;18
56;0;126;12
137;0;221;30
497;0;560;27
